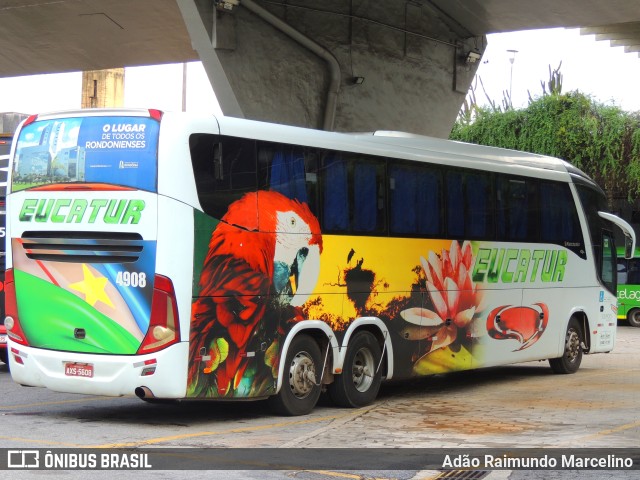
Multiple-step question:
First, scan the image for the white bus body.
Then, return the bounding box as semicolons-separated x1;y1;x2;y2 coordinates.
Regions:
5;109;634;415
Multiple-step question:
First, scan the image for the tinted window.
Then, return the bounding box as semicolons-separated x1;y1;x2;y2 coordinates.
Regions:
446;170;493;239
496;176;538;241
0;136;11;156
258;142;318;213
190;134;257;219
602;233;616;293
389;163;441;236
540;182;582;246
321;153;385;234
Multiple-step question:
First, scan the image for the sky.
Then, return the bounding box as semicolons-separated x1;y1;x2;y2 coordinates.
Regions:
0;62;221;116
474;28;640;112
0;27;639;117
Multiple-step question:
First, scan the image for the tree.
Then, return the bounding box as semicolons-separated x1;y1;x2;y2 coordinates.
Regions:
450;66;640;208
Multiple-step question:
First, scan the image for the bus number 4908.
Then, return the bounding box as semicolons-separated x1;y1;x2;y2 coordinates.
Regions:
115;271;147;288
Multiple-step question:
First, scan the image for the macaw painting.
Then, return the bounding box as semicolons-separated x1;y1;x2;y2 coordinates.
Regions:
187;191;561;399
188;191;323;397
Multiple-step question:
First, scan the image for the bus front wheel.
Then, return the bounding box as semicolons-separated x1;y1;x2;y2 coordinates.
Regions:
549;318;583;374
627;308;640;328
328;331;382;408
268;334;322;416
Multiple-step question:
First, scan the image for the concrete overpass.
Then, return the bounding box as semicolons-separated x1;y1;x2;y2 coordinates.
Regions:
0;0;639;137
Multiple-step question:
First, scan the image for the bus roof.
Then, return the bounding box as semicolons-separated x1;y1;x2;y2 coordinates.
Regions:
15;109;591;184
213;115;579;183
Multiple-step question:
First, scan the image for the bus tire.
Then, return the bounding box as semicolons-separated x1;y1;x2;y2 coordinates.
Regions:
627;308;640;328
268;334;322;416
328;331;382;408
549;318;583;374
0;349;7;365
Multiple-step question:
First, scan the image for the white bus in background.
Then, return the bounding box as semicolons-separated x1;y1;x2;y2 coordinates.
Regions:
0;132;11;364
4;109;634;415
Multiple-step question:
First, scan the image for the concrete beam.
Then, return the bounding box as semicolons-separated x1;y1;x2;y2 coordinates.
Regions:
581;22;640;35
176;0;485;137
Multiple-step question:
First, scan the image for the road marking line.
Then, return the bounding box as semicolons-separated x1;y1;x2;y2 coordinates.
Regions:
0;435;80;447
94;410;366;448
581;419;640;440
0;396;121;409
557;418;640;446
303;470;392;480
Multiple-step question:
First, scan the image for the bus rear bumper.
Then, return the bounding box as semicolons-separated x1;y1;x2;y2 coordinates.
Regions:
7;341;189;399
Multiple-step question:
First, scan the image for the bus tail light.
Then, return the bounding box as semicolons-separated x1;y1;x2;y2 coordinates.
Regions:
148;109;163;122
137;274;180;354
4;269;30;346
22;114;38;127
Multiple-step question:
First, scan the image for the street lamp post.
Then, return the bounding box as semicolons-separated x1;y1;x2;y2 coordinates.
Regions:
507;49;518;101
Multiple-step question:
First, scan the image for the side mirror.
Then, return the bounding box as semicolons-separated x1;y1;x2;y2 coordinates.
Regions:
625;234;634;259
599;211;636;260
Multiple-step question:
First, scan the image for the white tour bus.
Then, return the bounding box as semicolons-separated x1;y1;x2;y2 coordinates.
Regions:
5;109;634;415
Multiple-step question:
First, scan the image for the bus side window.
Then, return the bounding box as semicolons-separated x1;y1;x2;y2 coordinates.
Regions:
496;176;538;242
190;134;257;219
353;159;385;233
258;142;319;215
446;170;493;239
322;154;349;231
389;163;441;236
540;182;583;248
321;154;386;234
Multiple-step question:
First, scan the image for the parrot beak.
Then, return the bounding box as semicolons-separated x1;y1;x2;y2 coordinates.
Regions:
273;244;320;307
289;244;320;307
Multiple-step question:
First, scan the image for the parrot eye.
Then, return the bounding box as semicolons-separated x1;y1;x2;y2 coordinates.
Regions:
290;217;297;227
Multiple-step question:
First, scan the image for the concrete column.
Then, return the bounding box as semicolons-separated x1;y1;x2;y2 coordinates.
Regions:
81;68;125;109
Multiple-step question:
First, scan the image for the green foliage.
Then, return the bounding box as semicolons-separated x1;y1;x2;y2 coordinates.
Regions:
452;66;640;205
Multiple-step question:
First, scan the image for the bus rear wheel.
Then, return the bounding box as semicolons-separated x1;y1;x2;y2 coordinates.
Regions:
328;331;382;408
627;308;640;328
268;334;322;416
549;318;583;374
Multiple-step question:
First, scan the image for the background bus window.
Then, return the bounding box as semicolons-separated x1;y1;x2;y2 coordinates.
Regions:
0;134;11;156
389;163;442;236
619;257;640;285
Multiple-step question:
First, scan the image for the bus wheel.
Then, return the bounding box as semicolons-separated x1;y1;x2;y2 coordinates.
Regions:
328;331;382;408
549;318;583;374
0;349;7;365
268;334;322;416
627;308;640;328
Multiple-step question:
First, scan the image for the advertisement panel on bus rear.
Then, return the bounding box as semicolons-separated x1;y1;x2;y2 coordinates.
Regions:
12;116;159;192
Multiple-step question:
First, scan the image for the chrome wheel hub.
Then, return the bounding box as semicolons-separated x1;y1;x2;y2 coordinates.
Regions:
288;351;316;399
352;347;375;393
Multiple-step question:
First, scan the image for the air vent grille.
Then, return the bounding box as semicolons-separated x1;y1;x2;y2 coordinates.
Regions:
21;231;144;263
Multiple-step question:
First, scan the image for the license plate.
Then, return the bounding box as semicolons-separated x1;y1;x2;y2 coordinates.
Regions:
64;362;94;378
0;335;6;344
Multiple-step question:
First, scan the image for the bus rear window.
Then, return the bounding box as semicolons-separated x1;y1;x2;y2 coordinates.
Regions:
12;116;159;192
